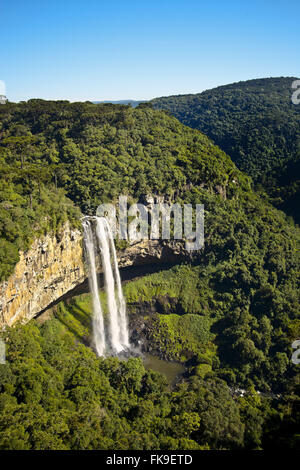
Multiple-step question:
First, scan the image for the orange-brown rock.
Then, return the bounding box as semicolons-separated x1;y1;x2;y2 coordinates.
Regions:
0;222;191;327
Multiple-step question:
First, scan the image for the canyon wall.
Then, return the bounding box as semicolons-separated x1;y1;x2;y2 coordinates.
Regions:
0;223;85;327
0;223;190;327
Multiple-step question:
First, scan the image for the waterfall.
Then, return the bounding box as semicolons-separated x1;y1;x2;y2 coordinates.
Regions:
83;216;130;356
82;219;106;356
103;218;130;348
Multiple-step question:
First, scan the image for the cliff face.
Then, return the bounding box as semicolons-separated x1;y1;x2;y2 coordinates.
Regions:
0;223;191;327
0;223;85;327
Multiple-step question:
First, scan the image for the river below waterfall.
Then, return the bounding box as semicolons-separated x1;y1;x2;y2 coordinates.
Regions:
143;354;186;385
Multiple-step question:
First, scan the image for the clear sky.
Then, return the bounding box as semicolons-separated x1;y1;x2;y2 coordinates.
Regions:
1;0;299;102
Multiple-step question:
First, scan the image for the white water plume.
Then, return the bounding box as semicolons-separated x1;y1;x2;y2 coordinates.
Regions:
83;216;130;356
103;218;130;348
82;219;106;356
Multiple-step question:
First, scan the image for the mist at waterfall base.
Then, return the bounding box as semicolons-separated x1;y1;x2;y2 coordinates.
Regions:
83;216;133;358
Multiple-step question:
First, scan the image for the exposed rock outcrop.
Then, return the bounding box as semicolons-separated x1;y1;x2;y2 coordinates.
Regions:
0;223;192;327
0;223;85;327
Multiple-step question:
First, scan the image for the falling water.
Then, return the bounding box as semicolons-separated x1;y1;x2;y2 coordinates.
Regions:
82;219;106;356
103;218;130;348
95;218;123;353
83;216;130;356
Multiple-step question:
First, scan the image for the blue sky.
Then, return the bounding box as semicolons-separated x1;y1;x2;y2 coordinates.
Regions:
1;0;299;102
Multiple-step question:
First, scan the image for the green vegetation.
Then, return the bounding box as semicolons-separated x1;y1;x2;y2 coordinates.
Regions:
0;180;80;281
146;313;215;364
0;98;299;449
54;294;92;343
125;255;299;392
0;320;235;450
0;99;249;215
153;77;300;222
0;98;249;279
1;318;299;450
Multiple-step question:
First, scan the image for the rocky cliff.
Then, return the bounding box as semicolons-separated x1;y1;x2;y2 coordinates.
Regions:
0;223;85;327
0;223;191;327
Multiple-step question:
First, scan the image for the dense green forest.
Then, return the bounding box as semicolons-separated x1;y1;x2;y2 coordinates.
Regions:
153;77;300;223
0;315;299;450
0;99;247;279
0;100;299;449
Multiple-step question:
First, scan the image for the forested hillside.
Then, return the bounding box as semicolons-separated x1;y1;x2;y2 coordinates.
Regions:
0;100;299;449
0;99;247;279
153;77;300;223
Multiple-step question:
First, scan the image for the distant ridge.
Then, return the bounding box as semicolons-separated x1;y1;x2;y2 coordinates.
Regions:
93;99;147;107
153;77;300;223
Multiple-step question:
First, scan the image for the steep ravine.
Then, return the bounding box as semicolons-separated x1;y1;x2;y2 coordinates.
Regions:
0;222;191;327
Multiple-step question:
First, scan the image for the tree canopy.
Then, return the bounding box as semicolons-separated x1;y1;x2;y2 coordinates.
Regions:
153;77;300;223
